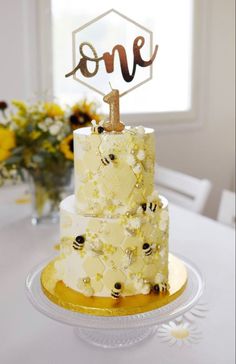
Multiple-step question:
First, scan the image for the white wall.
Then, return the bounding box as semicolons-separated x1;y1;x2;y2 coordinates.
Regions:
0;0;235;219
0;0;40;101
0;0;28;100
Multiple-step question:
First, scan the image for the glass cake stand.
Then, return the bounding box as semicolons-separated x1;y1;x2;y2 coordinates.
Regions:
25;254;204;349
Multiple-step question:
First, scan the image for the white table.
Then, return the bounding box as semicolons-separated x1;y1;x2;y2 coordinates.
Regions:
0;185;235;364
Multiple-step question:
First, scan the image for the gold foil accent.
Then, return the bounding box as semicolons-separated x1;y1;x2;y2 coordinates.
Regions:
83;277;91;284
41;254;187;317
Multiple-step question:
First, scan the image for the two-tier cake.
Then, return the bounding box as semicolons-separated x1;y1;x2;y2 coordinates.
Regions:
52;125;169;299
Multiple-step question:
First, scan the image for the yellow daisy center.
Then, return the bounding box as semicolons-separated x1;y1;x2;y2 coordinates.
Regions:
171;328;190;339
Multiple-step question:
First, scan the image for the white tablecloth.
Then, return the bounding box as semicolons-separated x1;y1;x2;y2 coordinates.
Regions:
0;185;235;364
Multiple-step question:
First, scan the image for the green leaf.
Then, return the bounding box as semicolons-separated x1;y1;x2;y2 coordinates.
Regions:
11;146;25;155
32;155;44;164
4;155;23;165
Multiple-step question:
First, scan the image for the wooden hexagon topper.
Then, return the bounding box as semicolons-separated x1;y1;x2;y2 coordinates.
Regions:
65;9;158;132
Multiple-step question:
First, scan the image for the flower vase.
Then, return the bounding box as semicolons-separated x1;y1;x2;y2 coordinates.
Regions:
28;168;73;225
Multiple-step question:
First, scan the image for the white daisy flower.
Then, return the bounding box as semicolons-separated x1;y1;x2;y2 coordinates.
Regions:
137;149;145;161
38;121;48;132
49;121;63;136
157;321;202;346
44;117;54;126
175;302;209;323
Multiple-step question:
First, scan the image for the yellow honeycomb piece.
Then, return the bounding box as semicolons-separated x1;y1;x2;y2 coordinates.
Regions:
91;278;103;292
128;257;145;273
103;269;126;290
142;263;158;280
122;236;143;251
83;257;105;276
99;162;137;202
104;222;125;246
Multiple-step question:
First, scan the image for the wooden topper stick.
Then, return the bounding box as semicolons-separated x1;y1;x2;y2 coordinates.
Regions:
103;89;125;132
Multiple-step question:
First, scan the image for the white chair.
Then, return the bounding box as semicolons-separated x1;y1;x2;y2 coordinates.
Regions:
155;164;212;214
217;189;235;228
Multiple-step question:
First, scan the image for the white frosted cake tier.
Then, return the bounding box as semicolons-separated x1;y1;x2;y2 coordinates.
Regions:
74;126;155;217
54;195;169;298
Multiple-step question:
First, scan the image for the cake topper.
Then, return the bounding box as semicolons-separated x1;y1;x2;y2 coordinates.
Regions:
65;9;158;132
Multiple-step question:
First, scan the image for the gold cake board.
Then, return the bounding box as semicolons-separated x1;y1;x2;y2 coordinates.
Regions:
41;254;187;317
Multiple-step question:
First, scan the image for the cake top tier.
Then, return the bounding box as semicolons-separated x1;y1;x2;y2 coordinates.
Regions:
74;125;156;218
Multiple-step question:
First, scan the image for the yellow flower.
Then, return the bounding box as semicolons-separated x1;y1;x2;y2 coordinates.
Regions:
70;100;101;129
12;115;27;127
44;102;64;118
42;140;55;153
60;134;73;160
0;127;16;162
30;130;41;140
12;100;27;114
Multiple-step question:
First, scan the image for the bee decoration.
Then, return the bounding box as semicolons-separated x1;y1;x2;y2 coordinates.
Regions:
101;154;116;166
153;282;168;294
141;202;157;213
91;120;105;134
111;282;122;299
73;235;85;250
142;242;156;256
141;203;147;212
149;202;157;212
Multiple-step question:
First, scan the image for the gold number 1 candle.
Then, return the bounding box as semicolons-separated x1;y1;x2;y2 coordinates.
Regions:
103;89;125;132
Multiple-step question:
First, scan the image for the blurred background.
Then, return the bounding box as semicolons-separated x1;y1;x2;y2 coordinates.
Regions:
0;0;235;220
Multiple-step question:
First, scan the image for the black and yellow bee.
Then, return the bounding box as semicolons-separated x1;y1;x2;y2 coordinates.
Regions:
141;202;157;213
153;282;168;293
101;154;116;165
73;235;85;250
111;282;122;299
142;243;153;256
91;120;104;134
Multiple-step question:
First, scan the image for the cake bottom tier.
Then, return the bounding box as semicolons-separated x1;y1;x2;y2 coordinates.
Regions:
41;255;187;316
55;195;169;298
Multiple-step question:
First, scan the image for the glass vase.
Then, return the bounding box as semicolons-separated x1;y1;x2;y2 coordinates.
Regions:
27;168;73;225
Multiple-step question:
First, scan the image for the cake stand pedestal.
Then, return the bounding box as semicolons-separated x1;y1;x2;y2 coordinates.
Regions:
25;254;204;349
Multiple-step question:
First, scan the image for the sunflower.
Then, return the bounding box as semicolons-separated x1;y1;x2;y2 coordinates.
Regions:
0;127;16;162
0;101;8;111
60;134;73;160
69;111;92;129
44;102;64;118
69;101;101;130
